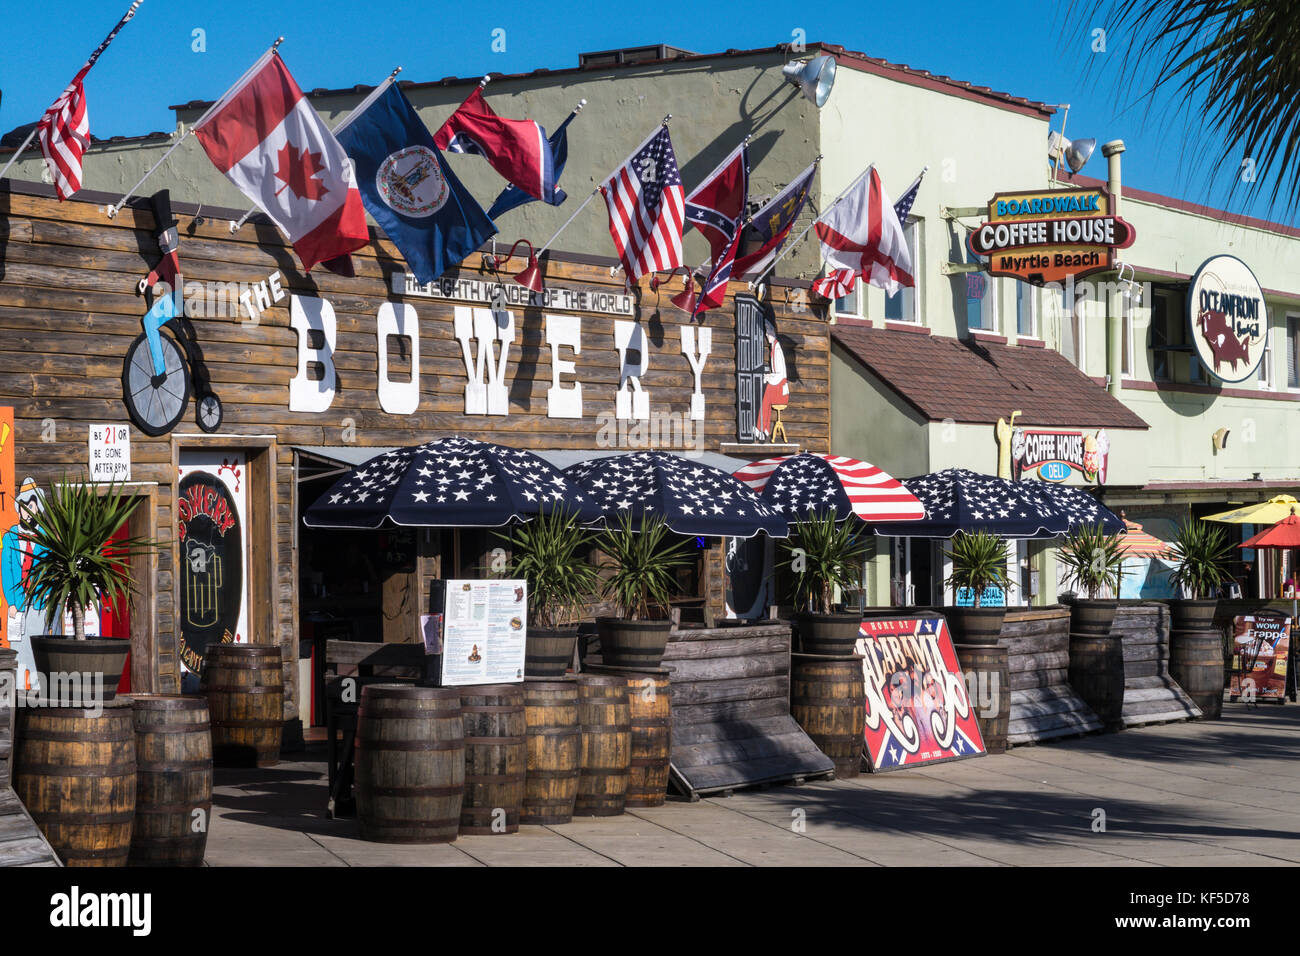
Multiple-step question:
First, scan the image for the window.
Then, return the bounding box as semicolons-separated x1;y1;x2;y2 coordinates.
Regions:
964;244;997;332
1287;315;1300;389
833;281;863;322
1016;282;1037;338
1121;296;1134;377
1150;286;1209;385
1257;311;1273;389
1061;285;1086;370
884;218;921;323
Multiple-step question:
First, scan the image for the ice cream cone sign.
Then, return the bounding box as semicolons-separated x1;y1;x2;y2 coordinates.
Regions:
996;411;1022;479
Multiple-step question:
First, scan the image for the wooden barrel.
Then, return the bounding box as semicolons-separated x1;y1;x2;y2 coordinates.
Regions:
201;644;284;768
458;684;526;835
1169;629;1225;720
1068;632;1126;731
790;654;866;778
954;644;1010;754
588;665;672;807
575;674;631;817
126;695;212;867
15;699;135;867
0;648;15;789
521;680;581;825
356;684;464;844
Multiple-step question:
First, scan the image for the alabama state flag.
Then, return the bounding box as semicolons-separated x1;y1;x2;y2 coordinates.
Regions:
193;52;369;272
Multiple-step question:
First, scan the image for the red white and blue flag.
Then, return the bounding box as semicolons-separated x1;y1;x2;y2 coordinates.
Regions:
433;87;559;204
811;167;914;300
193;52;370;273
600;126;685;281
731;161;817;279
684;143;749;316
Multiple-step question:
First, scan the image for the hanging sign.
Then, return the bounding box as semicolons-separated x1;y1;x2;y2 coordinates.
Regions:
1008;427;1110;483
176;465;247;676
967;187;1135;285
88;423;132;482
856;616;986;771
438;579;527;686
1187;255;1268;383
1228;615;1290;702
392;272;635;316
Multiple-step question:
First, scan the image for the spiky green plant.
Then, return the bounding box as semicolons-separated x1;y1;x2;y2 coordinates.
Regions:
778;511;869;614
1167;518;1234;599
1058;523;1127;599
496;507;599;629
597;513;693;621
943;530;1013;608
16;475;161;640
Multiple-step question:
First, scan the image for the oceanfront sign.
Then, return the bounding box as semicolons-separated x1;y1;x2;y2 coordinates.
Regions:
1187;255;1267;383
968;187;1135;285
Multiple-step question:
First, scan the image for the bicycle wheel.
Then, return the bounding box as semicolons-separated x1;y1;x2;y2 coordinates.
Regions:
121;330;191;437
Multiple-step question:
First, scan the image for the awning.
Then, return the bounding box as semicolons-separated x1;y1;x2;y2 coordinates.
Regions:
294;445;397;482
533;448;753;474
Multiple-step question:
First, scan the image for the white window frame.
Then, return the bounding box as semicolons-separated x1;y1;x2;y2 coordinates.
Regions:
1066;286;1086;370
1121;300;1135;379
884;218;922;325
833;280;864;323
1257;316;1273;390
1287;313;1300;392
1016;281;1038;339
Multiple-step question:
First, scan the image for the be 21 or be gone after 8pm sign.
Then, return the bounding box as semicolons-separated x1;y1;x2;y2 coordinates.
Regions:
967;187;1135;285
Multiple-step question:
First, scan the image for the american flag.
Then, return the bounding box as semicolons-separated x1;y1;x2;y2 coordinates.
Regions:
35;2;143;201
600;126;685;281
893;167;925;222
732;453;926;524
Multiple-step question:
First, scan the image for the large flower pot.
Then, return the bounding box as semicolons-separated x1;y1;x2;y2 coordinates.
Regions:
525;628;579;677
1069;599;1118;636
30;636;130;704
943;607;1006;646
795;612;864;655
596;618;674;669
1168;599;1218;632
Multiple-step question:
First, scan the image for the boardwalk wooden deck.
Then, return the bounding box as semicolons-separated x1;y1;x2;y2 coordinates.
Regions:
0;650;60;866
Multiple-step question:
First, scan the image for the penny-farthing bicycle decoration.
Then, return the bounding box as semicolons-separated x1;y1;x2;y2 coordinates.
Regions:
121;190;224;437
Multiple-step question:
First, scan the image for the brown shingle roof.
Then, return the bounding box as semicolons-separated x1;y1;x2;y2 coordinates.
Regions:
832;326;1149;430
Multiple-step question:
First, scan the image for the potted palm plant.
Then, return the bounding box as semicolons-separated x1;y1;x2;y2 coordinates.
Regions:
1167;518;1234;630
17;475;160;703
595;513;692;668
499;507;600;677
943;530;1013;645
1057;523;1126;635
778;511;869;655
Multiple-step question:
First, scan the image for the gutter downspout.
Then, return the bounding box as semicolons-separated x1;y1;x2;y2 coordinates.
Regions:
1103;139;1126;397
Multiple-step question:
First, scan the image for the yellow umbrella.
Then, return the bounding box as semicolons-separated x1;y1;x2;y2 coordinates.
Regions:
1205;494;1300;524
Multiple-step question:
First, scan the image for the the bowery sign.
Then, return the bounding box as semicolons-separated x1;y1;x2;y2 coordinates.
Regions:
967;187;1135;285
391;271;635;317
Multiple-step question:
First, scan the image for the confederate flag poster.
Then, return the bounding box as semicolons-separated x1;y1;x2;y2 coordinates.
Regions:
857;616;986;772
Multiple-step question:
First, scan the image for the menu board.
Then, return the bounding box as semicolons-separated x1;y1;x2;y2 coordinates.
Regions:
438;579;527;686
1229;615;1291;702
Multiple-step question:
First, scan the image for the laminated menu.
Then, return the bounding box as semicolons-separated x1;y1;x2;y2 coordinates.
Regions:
438;579;527;686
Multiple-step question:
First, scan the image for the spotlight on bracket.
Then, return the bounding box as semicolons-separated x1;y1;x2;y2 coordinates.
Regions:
781;55;837;108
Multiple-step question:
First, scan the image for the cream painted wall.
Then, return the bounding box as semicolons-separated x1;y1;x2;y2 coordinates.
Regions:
829;343;930;478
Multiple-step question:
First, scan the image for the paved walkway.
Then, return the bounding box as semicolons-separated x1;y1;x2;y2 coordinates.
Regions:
206;702;1300;866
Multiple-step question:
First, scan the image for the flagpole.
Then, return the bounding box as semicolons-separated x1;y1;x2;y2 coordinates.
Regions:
536;114;671;259
229;66;402;233
0;0;145;183
106;36;284;218
756;158;866;282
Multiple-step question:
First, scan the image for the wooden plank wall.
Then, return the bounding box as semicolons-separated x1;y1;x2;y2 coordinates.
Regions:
1001;606;1104;746
0;185;831;717
0;649;13;789
1114;602;1202;727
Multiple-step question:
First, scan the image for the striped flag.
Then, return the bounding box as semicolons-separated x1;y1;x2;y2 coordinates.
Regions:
35;1;143;200
811;167;914;300
600;126;685;281
733;453;926;524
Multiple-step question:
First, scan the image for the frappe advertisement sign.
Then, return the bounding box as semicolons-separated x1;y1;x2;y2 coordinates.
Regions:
1187;255;1268;383
967;187;1135;285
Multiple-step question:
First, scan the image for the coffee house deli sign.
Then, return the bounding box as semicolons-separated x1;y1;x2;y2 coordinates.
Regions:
968;187;1135;285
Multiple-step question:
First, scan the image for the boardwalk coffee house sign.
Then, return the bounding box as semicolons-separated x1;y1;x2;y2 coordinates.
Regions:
967;186;1135;285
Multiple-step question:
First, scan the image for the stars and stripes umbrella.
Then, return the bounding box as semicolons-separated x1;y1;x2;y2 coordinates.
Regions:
563;451;787;538
303;437;602;529
1035;482;1126;534
869;468;1074;539
732;453;926;525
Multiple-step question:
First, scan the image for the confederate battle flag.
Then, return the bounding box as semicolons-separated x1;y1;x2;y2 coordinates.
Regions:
193;51;369;273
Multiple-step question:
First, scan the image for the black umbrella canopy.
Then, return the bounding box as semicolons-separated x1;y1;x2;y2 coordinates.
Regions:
563;451;788;538
869;468;1074;539
303;437;603;529
1036;482;1125;535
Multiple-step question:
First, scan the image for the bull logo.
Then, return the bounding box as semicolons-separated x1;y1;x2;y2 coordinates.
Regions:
1197;306;1251;373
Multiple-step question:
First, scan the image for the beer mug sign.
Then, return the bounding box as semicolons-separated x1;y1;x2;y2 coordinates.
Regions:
176;469;244;675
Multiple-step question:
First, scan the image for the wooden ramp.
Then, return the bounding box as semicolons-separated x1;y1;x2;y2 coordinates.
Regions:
662;624;834;798
0;789;60;867
1115;603;1203;728
1003;608;1103;746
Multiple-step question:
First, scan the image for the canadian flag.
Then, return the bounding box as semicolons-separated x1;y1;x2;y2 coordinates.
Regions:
194;53;368;272
811;167;913;300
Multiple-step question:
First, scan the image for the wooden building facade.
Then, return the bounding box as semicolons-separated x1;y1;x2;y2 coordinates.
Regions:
0;182;831;734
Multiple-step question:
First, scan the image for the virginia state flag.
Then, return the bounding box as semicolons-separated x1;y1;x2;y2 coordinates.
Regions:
433;87;559;204
336;84;497;285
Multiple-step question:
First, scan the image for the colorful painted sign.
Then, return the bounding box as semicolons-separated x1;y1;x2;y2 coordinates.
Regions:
0;408;15;651
856;616;986;771
438;579;527;686
1187;255;1268;383
968;187;1135;285
1;412;49;690
1010;427;1110;483
1229;615;1290;702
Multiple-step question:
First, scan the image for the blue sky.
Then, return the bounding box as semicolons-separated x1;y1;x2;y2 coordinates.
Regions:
0;0;1282;224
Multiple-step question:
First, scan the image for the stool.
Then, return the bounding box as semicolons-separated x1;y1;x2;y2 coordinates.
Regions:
771;404;788;443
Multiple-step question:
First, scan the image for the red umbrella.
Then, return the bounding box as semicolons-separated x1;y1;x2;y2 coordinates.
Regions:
1239;512;1300;549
